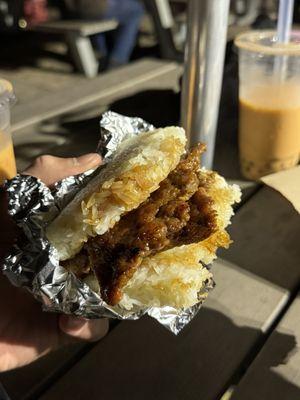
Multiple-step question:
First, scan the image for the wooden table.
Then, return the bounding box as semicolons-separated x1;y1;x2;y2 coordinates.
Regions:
1;181;300;400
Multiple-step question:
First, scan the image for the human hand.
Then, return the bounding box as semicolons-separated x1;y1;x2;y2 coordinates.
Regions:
0;153;109;372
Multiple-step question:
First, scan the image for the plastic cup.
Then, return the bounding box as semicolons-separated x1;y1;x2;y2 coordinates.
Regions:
235;30;300;180
0;79;16;185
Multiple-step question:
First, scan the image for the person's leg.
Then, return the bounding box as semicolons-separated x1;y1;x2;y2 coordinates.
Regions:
104;0;145;65
71;0;109;59
93;33;108;59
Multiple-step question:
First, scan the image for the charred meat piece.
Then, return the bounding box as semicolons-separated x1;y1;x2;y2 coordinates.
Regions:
63;145;217;305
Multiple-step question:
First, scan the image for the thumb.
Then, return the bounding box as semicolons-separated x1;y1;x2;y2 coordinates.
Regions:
24;153;102;186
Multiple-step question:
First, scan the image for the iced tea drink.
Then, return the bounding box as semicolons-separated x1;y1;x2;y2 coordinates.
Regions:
235;31;300;180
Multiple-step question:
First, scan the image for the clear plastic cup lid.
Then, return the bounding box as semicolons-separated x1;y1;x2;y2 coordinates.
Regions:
0;79;16;109
235;30;300;56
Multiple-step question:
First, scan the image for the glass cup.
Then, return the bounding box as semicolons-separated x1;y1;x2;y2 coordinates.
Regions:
0;79;16;185
235;30;300;180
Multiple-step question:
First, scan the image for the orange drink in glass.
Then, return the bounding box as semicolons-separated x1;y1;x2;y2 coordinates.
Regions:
0;80;16;185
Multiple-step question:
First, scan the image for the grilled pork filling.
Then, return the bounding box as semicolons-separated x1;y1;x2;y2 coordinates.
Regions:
63;145;217;305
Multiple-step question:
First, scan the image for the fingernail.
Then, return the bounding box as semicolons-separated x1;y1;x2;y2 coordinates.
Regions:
63;316;86;331
77;153;101;165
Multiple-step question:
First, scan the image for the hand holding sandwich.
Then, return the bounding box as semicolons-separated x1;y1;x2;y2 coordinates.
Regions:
0;153;108;372
0;124;241;370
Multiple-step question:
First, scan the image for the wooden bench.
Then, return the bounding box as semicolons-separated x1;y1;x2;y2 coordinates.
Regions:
32;19;118;78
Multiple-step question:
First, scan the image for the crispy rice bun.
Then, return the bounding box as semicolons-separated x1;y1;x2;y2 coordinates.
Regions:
47;126;241;311
47;127;186;260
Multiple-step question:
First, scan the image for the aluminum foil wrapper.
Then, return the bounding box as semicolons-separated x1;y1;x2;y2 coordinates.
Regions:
2;111;213;334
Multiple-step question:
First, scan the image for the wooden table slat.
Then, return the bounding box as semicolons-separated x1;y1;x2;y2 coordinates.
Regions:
221;187;300;292
32;19;118;36
232;295;300;400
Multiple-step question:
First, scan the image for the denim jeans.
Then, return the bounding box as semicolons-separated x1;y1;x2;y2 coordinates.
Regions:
94;0;144;64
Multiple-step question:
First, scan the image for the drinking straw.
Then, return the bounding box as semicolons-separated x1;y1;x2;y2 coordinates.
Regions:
277;0;294;43
275;0;294;78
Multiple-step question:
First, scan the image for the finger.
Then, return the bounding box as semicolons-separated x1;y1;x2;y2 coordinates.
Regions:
59;315;109;343
24;153;102;186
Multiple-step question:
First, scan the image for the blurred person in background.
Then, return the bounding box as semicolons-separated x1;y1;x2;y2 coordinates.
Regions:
0;0;48;31
64;0;145;68
24;0;48;26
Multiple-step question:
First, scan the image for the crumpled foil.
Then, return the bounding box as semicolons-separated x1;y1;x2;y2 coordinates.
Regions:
2;111;213;334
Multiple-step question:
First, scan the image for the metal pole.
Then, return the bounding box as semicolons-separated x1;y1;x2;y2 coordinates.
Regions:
181;0;230;168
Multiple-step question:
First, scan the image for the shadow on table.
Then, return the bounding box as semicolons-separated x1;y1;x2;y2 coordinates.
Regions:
221;185;300;292
110;89;181;128
2;309;298;400
0;343;87;400
231;328;300;399
0;32;71;72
